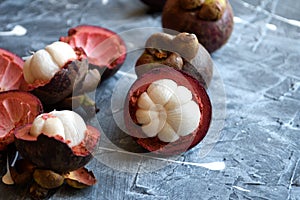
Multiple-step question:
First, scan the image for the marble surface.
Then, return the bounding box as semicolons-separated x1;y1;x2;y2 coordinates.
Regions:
0;0;300;199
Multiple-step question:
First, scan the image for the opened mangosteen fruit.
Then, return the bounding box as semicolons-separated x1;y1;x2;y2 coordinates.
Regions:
124;67;212;155
0;48;28;91
14;110;100;173
135;32;213;87
23;41;101;113
0;91;43;151
60;25;126;80
162;0;234;53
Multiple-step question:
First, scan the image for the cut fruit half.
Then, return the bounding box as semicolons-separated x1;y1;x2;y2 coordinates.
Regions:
0;48;28;91
0;91;43;151
60;25;127;80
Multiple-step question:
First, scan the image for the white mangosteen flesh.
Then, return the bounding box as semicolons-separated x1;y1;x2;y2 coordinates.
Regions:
135;79;201;143
23;41;77;84
30;110;87;147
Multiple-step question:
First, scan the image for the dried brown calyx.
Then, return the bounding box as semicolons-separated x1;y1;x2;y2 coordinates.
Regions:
135;32;213;87
179;0;227;21
162;0;234;53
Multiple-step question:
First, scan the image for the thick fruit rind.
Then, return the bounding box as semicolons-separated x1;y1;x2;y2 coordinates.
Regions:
124;67;212;155
30;59;89;105
0;91;43;151
60;25;127;80
64;167;97;189
14;125;100;173
0;48;28;91
162;0;234;53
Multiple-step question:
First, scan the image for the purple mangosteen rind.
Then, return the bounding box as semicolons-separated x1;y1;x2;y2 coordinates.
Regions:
14;124;100;173
162;0;234;53
125;67;212;155
31;59;89;105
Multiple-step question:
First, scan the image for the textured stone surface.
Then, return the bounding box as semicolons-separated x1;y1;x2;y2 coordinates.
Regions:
0;0;300;199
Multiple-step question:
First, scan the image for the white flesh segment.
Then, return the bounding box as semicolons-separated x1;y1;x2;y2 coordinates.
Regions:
50;110;87;147
165;85;193;110
176;101;201;136
45;41;77;68
147;79;177;105
42;117;65;139
23;55;35;83
157;122;179;143
137;92;155;110
28;49;60;83
30;115;65;139
136;109;158;125
141;118;166;138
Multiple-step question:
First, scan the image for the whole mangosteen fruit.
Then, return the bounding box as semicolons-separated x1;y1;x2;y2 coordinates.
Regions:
60;25;126;80
14;110;100;173
162;0;234;53
124;67;212;155
135;32;213;87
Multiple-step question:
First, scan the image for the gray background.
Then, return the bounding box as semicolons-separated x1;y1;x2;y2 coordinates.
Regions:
0;0;300;199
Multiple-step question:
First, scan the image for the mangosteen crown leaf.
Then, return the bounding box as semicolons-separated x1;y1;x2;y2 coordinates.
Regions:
23;41;77;84
30;110;87;147
135;79;201;143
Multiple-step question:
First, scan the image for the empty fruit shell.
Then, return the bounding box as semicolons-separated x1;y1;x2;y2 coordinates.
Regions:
60;25;126;80
0;91;43;151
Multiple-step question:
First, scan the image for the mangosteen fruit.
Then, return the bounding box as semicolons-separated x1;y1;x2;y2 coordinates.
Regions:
0;91;43;151
140;0;167;11
14;110;100;173
135;32;213;87
162;0;234;53
23;41;101;113
60;25;126;80
0;48;28;91
124;67;212;155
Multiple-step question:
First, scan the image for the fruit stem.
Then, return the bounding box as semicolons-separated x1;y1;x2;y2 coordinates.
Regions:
198;0;227;21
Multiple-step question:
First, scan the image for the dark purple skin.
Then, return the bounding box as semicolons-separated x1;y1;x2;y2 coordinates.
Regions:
140;0;167;10
14;125;100;173
162;0;234;53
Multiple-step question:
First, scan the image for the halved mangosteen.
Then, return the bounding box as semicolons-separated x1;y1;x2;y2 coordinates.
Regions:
135;32;213;87
14;110;100;173
0;48;28;91
60;25;127;80
124;67;212;155
0;91;43;151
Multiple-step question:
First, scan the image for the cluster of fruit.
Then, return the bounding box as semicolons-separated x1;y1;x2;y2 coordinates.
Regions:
0;0;234;198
